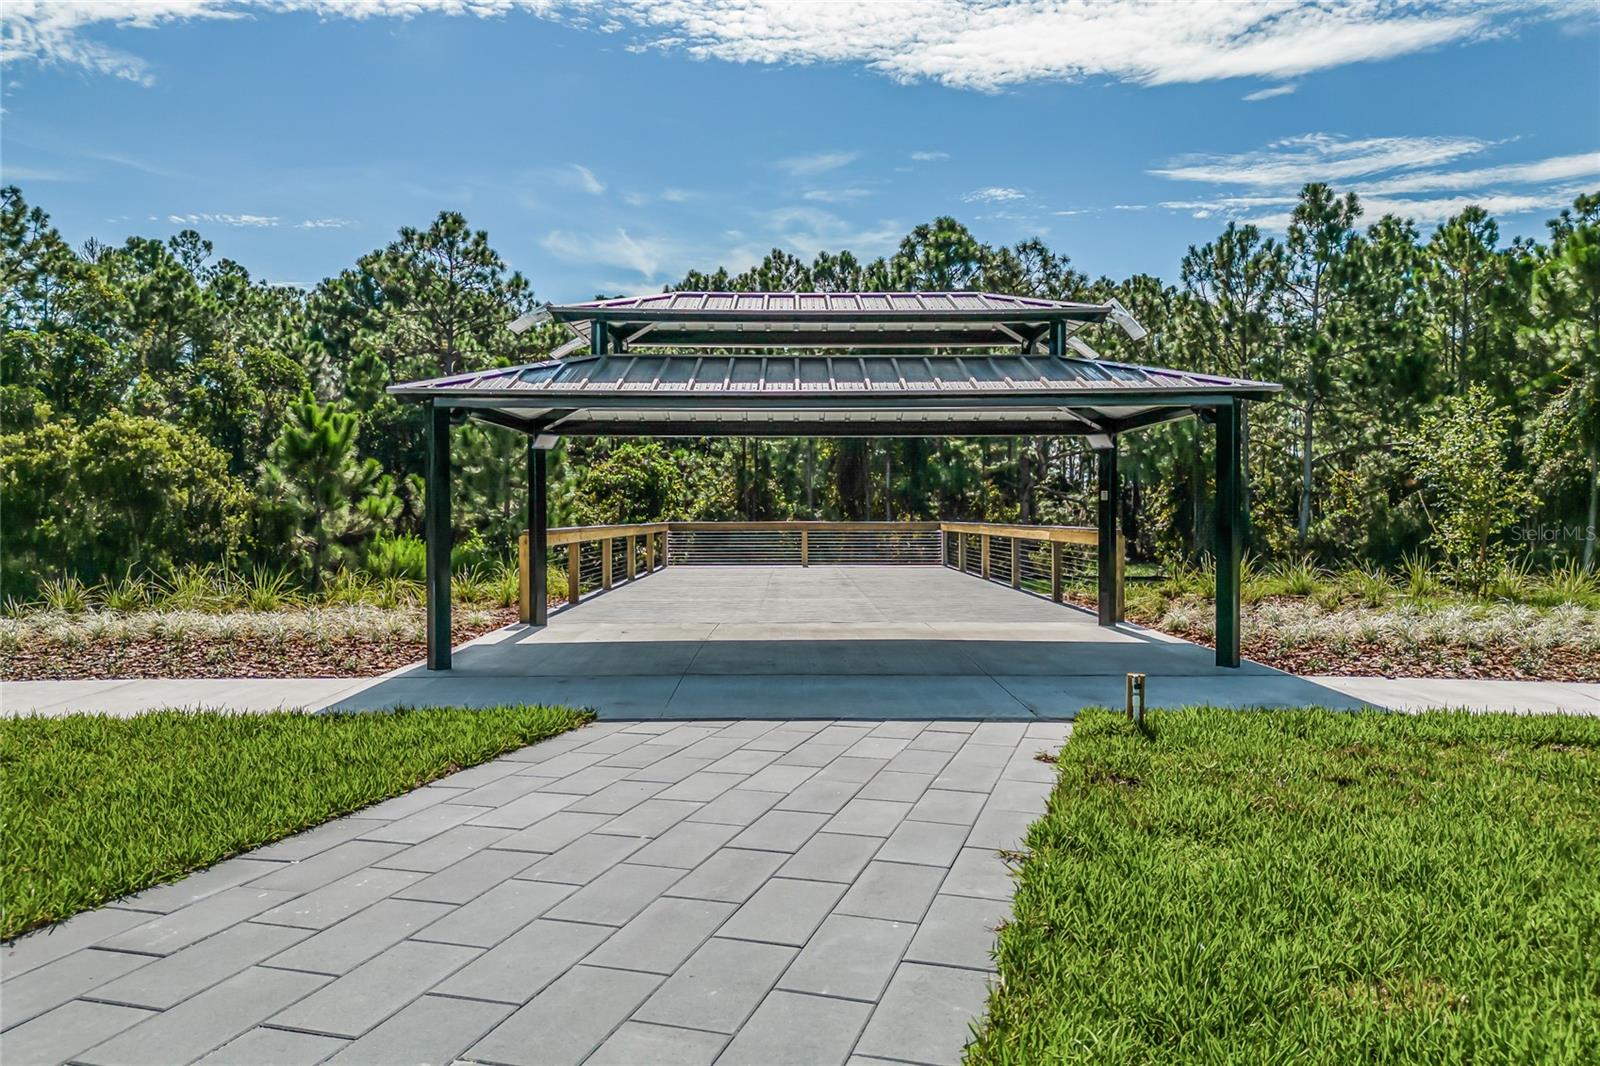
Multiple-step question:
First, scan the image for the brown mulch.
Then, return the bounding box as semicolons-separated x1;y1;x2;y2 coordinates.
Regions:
1154;622;1600;683
0;609;518;680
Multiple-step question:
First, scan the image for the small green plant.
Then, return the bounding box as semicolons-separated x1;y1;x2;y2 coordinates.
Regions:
1340;566;1394;608
545;563;569;604
1269;555;1324;597
452;566;491;605
365;534;427;581
97;570;152;612
1483;557;1537;604
323;567;374;606
373;576;422;609
157;565;230;612
1401;552;1442;599
1534;563;1600;609
238;567;298;612
489;563;519;609
39;576;91;614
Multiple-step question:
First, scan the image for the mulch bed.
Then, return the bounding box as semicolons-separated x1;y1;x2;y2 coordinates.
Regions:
1155;623;1600;682
1;609;518;680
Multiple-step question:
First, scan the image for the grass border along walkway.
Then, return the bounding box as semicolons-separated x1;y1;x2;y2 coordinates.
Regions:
0;704;590;940
969;707;1600;1065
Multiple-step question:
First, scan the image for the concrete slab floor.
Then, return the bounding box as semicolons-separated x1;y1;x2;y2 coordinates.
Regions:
1;717;1069;1066
4;567;1596;718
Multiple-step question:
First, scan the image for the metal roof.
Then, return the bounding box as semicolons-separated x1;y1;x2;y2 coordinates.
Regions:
390;352;1279;438
396;289;1279;438
393;352;1269;398
539;290;1119;351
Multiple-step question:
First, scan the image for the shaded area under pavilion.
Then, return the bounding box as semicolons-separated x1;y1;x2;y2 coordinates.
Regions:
389;291;1281;674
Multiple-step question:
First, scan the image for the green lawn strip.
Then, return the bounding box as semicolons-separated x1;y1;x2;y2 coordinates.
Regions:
969;708;1600;1065
0;704;591;940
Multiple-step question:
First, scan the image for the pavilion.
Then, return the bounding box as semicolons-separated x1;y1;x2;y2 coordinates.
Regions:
389;291;1280;672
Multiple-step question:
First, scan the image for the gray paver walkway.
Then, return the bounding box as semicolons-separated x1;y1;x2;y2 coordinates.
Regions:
2;716;1066;1066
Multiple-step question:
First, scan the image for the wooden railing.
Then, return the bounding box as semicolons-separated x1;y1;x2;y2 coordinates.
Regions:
519;519;1122;622
940;521;1123;620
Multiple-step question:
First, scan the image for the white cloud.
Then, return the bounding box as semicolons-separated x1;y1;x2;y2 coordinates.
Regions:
910;151;949;162
1151;133;1494;187
802;187;871;203
540;227;677;280
11;1;1572;90
755;205;903;261
1151;132;1599;230
1242;83;1297;101
1359;151;1600;195
167;211;278;227
774;150;858;177
295;217;356;228
2;163;76;181
571;163;605;195
963;186;1025;203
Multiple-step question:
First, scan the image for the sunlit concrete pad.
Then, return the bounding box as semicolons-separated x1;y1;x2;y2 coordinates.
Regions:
323;676;683;717
664;675;1037;720
994;673;1371;716
1308;677;1600;716
338;565;1335;720
1;678;368;717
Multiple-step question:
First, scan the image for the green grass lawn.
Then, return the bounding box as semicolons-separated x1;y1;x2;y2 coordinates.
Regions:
969;708;1600;1065
0;705;590;940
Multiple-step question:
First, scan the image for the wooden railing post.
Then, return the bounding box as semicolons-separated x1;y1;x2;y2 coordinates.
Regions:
646;530;655;572
601;537;613;590
980;534;991;580
567;544;581;607
958;533;967;573
1051;541;1064;603
800;528;809;567
1010;538;1021;589
626;535;637;581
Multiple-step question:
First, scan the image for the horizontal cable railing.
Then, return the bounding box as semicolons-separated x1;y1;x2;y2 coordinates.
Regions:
668;522;942;566
940;520;1121;620
668;528;802;566
518;519;1119;621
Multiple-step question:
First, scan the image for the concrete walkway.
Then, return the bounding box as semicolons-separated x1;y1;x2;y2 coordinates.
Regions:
7;673;1598;718
1;716;1062;1066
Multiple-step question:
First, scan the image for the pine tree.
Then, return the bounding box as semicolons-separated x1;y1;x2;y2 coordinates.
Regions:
260;391;396;588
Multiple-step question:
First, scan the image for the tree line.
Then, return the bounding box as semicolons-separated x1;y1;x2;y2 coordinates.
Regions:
1;183;1595;598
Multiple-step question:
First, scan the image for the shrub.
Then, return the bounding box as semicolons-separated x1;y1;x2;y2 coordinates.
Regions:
97;570;152;612
1402;552;1443;599
1340;566;1395;608
38;577;91;614
365;534;427;581
1269;555;1324;597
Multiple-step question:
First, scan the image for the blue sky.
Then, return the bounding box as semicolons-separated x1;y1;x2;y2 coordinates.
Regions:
4;2;1597;301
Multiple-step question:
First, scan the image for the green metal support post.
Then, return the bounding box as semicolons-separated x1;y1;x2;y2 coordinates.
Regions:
1214;401;1243;667
1096;439;1119;627
528;441;548;627
425;403;453;670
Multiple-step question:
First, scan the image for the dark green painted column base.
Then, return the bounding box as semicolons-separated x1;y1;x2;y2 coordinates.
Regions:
425;404;453;671
1214;402;1243;668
